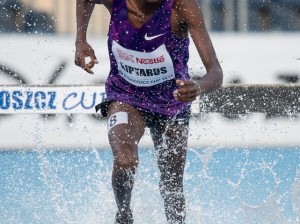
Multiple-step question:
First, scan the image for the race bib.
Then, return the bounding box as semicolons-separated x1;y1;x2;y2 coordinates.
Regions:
112;40;175;87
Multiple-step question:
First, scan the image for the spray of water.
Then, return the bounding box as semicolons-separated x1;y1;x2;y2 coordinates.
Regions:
1;115;299;224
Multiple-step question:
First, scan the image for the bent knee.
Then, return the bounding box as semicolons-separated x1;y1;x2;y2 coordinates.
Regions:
114;156;139;169
112;143;139;169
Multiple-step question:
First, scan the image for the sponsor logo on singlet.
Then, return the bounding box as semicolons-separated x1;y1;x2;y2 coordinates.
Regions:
144;32;166;41
112;41;175;87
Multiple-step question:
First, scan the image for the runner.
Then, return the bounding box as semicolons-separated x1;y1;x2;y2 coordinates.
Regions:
75;0;223;223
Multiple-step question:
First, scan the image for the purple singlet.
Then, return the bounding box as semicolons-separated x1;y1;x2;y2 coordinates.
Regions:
105;0;191;117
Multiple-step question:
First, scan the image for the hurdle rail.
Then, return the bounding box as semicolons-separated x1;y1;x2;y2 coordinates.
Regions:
0;84;299;116
200;84;300;117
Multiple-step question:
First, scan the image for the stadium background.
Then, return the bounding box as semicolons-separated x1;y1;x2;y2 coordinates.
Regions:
0;1;300;223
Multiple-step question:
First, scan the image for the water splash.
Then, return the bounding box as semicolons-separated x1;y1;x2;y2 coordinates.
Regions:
1;117;300;224
292;166;300;223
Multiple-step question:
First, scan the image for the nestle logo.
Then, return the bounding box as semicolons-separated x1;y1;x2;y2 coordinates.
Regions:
136;56;165;64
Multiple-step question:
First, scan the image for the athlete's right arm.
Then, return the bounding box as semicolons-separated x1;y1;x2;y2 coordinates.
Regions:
75;0;98;74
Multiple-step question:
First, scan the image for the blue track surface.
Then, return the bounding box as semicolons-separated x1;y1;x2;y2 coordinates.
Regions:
0;147;299;223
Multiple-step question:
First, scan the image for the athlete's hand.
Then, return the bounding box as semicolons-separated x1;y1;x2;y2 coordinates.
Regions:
75;40;98;74
173;79;201;102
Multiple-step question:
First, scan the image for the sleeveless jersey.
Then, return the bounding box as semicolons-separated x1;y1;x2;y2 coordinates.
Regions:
105;0;191;117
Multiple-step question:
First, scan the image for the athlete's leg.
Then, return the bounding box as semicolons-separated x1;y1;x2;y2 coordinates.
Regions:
150;118;189;224
107;101;146;223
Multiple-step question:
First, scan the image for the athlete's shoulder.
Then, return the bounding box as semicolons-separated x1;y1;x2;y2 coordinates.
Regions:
172;0;204;23
173;0;201;11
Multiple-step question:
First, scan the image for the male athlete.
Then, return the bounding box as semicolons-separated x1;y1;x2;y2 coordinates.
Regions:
75;0;223;223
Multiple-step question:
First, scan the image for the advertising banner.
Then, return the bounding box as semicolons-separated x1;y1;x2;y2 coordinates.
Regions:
0;85;106;114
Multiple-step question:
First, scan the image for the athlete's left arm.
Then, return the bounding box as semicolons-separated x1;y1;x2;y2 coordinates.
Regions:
173;0;223;102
